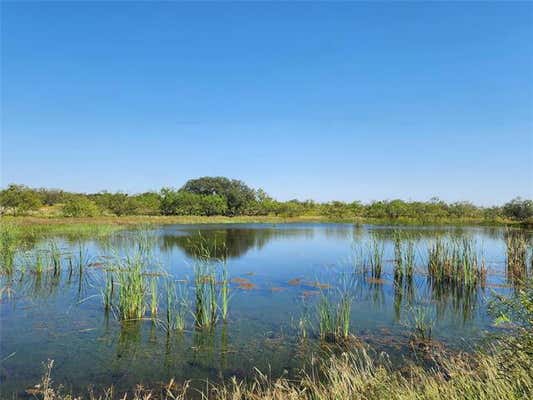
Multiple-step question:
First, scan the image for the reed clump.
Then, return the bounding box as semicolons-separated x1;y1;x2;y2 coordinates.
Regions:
505;230;530;284
317;291;353;342
0;223;20;274
427;238;486;288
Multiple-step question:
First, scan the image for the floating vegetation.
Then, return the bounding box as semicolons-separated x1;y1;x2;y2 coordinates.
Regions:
288;278;302;286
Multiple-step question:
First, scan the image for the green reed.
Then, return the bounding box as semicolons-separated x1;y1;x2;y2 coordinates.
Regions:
407;305;435;341
317;293;353;341
505;230;529;284
369;236;384;279
115;253;147;321
220;256;229;321
394;231;416;283
0;223;19;274
188;234;230;329
102;270;114;312
193;260;218;329
164;278;187;332
427;237;485;287
48;241;62;277
150;277;158;318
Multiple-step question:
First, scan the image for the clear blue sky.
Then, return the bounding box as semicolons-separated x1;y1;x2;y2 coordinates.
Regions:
1;1;532;205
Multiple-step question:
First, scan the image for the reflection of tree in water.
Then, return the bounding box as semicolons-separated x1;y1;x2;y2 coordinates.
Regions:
160;228;311;260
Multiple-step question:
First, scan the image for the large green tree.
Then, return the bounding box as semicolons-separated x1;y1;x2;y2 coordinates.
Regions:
180;177;256;216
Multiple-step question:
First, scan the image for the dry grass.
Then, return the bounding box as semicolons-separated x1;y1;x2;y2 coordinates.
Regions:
35;344;532;400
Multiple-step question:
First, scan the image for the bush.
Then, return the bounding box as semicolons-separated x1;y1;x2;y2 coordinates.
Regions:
62;196;100;217
0;184;42;215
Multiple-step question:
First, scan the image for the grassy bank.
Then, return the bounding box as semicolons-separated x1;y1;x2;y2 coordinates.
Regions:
2;214;523;229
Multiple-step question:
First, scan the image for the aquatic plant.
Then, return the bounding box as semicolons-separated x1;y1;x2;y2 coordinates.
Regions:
115;253;147;320
407;305;435;342
220;256;230;321
505;230;529;285
316;290;353;342
164;278;187;332
150;277;158;318
193;259;218;329
48;240;62;277
102;271;114;312
0;223;20;274
368;236;384;279
427;237;485;287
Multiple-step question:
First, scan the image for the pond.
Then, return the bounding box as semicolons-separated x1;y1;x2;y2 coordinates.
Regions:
0;223;528;398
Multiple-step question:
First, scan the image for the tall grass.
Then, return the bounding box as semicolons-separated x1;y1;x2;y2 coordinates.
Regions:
505;230;529;285
0;223;19;274
36;343;533;400
316;282;353;342
114;253;147;321
164;278;187;332
428;237;485;287
220;256;230;321
369;236;384;279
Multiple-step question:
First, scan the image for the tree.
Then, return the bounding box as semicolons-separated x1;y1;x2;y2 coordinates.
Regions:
503;198;533;221
94;192;139;216
0;184;42;215
62;195;100;217
181;177;256;216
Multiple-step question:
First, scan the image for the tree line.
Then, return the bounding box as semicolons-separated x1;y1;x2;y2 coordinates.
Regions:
0;177;531;223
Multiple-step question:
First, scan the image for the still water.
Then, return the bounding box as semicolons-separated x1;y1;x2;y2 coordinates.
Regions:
0;223;521;398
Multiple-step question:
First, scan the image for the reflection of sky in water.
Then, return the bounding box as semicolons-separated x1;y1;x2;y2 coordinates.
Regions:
0;224;526;397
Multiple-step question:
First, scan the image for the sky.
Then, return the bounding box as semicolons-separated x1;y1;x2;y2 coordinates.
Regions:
1;1;532;205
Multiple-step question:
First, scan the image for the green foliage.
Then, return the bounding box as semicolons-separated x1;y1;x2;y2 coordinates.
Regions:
1;179;531;222
0;184;42;215
503;197;533;221
62;195;100;217
181;176;256;216
93;192;140;216
160;189;228;216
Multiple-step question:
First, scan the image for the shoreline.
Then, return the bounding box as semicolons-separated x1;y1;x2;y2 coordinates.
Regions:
2;214;524;228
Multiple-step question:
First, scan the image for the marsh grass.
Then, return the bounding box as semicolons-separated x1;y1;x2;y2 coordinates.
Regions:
220;255;230;321
316;274;355;342
164;278;188;333
0;223;19;274
115;254;147;320
369;236;384;279
36;341;533;400
505;230;530;285
427;237;486;288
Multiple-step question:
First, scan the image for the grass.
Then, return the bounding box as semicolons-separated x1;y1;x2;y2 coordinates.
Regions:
35;341;533;400
164;278;188;333
369;236;384;279
427;237;486;287
0;222;20;274
505;230;530;285
317;283;354;342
